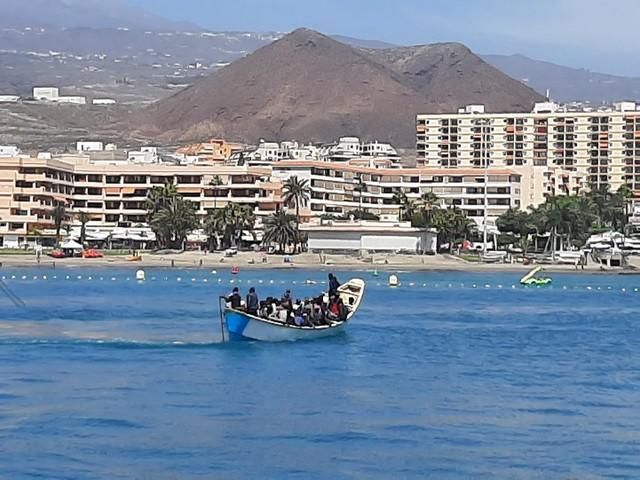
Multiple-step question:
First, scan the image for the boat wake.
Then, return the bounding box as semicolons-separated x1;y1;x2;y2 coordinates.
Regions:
0;337;223;349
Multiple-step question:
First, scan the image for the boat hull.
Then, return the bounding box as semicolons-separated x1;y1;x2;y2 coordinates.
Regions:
224;310;347;342
221;277;365;342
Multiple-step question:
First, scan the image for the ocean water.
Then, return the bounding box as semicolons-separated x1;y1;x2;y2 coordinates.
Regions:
1;266;640;479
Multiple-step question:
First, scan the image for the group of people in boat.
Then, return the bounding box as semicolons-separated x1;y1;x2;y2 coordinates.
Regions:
224;273;351;327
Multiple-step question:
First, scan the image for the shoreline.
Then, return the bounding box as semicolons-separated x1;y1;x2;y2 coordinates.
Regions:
0;252;637;275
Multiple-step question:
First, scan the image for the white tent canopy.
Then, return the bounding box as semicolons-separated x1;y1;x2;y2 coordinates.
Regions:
60;239;84;250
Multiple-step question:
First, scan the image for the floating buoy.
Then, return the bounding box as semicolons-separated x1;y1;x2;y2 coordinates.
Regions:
231;266;240;275
373;269;379;277
211;270;217;275
136;269;146;282
388;274;399;288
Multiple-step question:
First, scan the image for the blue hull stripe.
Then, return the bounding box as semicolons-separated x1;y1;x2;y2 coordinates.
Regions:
224;311;251;338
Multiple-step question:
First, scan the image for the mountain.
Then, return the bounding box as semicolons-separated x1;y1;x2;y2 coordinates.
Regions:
135;29;543;146
0;0;195;30
483;54;640;104
366;43;544;113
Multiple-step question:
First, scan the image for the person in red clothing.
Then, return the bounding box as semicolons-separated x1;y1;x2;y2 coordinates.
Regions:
327;295;341;321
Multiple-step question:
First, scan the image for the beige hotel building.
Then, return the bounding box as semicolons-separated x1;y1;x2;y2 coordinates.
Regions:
0;153;521;246
0;154;281;246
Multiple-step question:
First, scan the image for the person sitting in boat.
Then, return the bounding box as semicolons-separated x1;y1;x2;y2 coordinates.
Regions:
327;295;341;322
337;298;348;322
328;273;340;297
246;287;259;316
282;289;293;304
293;306;306;326
225;287;242;310
281;289;295;316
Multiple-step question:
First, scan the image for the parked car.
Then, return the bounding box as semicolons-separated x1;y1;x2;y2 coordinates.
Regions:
83;249;104;259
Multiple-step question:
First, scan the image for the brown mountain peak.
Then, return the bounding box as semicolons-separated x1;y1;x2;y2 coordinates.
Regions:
133;29;542;146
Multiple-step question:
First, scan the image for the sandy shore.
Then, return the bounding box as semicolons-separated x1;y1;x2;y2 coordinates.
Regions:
1;251;638;274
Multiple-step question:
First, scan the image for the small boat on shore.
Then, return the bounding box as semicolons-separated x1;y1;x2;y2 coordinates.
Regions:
220;278;366;342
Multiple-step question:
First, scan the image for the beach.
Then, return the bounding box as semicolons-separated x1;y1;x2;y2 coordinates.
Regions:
1;250;638;273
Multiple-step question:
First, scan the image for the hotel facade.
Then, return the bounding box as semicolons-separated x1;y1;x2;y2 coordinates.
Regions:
416;102;640;208
0;155;281;246
0;154;520;246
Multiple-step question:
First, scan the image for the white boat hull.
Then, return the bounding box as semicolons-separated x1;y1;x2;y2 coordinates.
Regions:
224;310;348;342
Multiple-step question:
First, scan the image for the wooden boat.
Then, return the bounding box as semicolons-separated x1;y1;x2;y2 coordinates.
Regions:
220;278;366;342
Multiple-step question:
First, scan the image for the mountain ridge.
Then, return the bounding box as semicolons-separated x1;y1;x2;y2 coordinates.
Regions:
133;28;543;146
483;53;640;103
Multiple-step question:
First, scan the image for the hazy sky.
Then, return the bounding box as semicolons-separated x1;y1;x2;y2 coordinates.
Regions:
129;0;640;76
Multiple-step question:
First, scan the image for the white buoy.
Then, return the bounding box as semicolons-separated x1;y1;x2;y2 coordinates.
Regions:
211;270;217;275
388;274;399;287
136;269;146;282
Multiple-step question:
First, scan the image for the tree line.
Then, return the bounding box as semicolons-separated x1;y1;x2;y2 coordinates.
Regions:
46;178;633;255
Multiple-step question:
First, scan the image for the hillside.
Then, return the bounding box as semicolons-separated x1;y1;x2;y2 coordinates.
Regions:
366;44;544;112
136;29;543;146
483;54;640;104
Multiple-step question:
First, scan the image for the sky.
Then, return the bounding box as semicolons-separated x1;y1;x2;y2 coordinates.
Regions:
128;0;640;76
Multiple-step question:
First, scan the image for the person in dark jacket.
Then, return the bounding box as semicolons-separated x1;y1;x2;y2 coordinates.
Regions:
225;287;242;309
246;287;259;316
328;273;340;296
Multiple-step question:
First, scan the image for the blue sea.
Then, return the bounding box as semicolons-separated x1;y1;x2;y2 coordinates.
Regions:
1;266;640;479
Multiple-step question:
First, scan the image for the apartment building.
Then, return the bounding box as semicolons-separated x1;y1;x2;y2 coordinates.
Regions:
1;154;520;246
272;161;521;226
175;139;239;164
0;155;281;245
416;102;640;208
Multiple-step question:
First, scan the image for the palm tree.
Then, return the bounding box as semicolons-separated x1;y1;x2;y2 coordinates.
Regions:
497;208;537;255
209;175;224;210
282;176;311;222
203;208;226;251
51;204;67;244
416;191;441;227
222;203;256;248
433;207;477;252
353;177;368;218
263;210;299;254
150;197;198;249
392;188;416;222
77;211;90;245
145;183;178;221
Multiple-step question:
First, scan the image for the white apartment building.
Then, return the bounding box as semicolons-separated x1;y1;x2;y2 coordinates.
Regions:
33;87;59;101
362;141;399;158
417;102;640;208
0;146;21;157
127;147;159;164
77;141;104;152
57;96;87;105
273;161;520;227
92;98;117;106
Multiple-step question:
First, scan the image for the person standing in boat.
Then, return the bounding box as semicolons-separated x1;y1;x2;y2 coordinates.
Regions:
246;287;259;316
328;273;340;297
225;287;242;309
